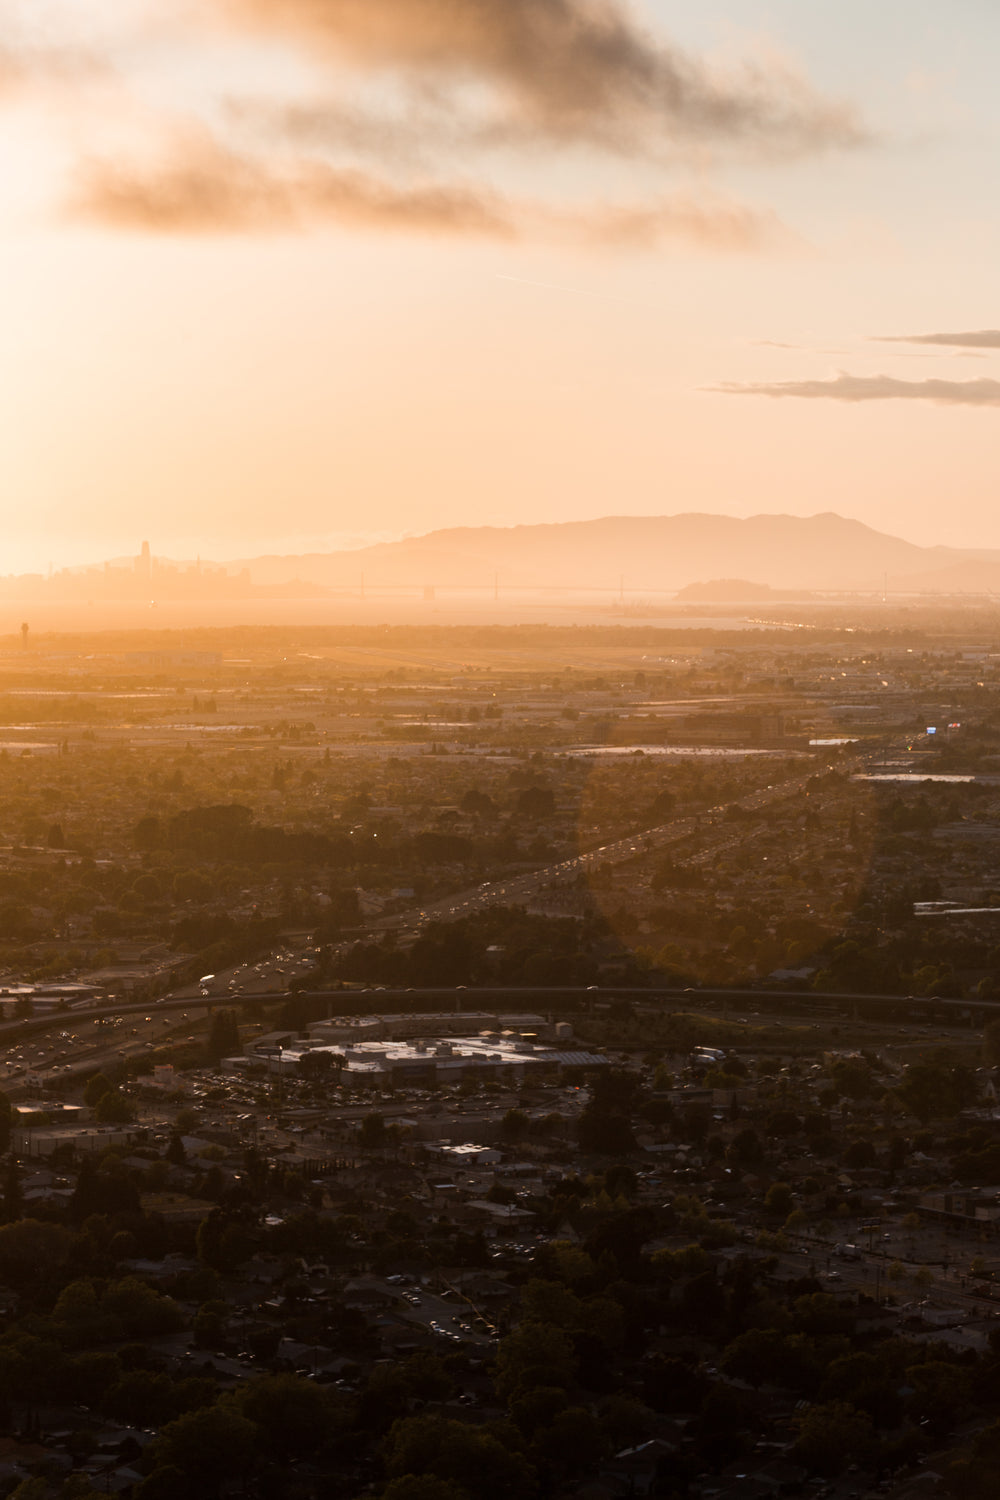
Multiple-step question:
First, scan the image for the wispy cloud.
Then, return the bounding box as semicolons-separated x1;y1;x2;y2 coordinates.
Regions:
711;372;1000;404
221;0;866;160
71;128;781;249
874;329;1000;349
0;3;865;246
560;193;782;251
0;37;104;99
71;134;516;237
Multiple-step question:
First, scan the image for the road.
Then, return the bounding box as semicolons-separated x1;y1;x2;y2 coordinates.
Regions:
367;770;817;932
0;1004;213;1088
777;1233;1000;1317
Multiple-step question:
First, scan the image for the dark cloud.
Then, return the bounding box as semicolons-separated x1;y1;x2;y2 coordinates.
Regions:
711;372;1000;404
70;130;778;248
222;0;864;158
875;330;1000;349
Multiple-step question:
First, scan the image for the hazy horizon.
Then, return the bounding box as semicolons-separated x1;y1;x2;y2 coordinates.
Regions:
4;2;1000;575
3;505;990;582
3;506;971;578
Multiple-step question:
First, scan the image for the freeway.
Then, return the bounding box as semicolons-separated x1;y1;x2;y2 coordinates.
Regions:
366;769;817;932
0;1002;214;1089
0;981;994;1049
0;979;986;1097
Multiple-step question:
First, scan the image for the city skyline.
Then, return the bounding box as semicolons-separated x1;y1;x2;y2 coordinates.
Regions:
2;2;1000;574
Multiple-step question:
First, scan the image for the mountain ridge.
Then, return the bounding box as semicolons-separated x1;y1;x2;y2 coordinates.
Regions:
8;513;1000;599
228;512;1000;593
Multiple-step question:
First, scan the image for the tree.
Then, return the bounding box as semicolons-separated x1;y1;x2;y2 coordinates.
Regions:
0;1218;70;1286
843;1139;877;1169
192;1301;228;1349
720;1329;820;1392
147;1404;257;1498
729;1127;762;1165
0;1090;11;1153
532;1405;607;1481
397;1354;454;1403
95;1089;136;1124
236;1374;330;1460
516;786;555;820
196;1210;252;1274
382;1481;470;1500
820;1351;902;1429
598;1394;655;1452
895;1056;978;1123
132;872;162;902
906;1360;971;1433
102;1277;184;1338
206;1010;239;1062
764;1182;794;1218
135;1468;188;1500
9;1480;48;1500
52;1279;106;1345
954;1419;1000;1500
604;1164;637;1199
83;1073;113;1108
166;1132;187;1166
509;1386;569;1440
577;1069;639;1156
134;816;163;852
383;1416;536;1500
104;1369;177;1428
501;1108;530;1143
360;1113;387;1148
792;1401;874;1475
793;1292;851;1339
494;1322;578;1404
173;869;212;902
460;789;496;819
829;1057;873;1100
984;1019;1000;1067
298;1049;334;1081
70;1157;140;1220
1;1157;21;1224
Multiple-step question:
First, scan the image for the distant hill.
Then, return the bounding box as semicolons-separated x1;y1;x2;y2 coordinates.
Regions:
674;579;811;602
9;514;1000;605
231;513;1000;594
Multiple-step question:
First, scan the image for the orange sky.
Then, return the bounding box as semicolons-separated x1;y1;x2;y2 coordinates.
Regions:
2;0;1000;573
